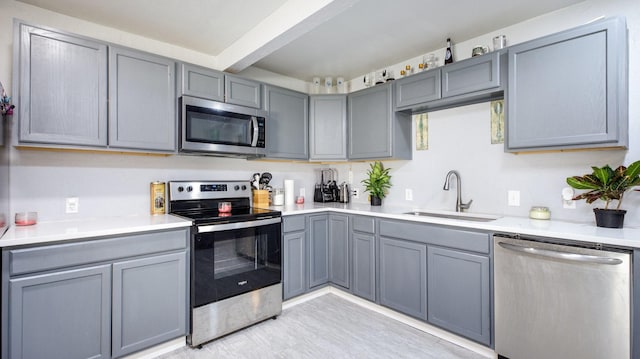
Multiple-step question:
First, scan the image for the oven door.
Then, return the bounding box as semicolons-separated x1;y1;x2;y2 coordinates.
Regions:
192;217;281;307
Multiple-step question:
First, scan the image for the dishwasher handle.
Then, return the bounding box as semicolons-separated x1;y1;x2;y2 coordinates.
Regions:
497;241;623;265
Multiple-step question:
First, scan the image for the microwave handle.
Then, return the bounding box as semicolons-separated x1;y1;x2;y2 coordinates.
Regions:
251;116;259;147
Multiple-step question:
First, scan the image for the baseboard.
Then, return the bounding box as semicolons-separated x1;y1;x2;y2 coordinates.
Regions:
121;337;186;359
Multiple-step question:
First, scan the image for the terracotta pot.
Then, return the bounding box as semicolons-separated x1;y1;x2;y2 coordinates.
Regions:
593;208;626;228
370;195;382;206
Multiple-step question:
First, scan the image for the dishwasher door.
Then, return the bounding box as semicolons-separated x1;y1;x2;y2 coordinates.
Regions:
494;236;631;359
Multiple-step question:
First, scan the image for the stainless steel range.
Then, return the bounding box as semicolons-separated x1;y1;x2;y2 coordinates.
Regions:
168;180;282;347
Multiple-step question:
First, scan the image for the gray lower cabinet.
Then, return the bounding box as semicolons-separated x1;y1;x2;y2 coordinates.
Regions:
427;246;490;345
309;95;347;161
1;229;189;359
225;74;262;109
178;63;224;101
112;252;187;358
17;22;108;147
109;46;176;152
328;214;349;288
309;214;329;288
379;237;427;320
351;215;376;302
282;228;307;300
348;83;412;160
8;264;112;359
507;16;628;151
264;85;309;160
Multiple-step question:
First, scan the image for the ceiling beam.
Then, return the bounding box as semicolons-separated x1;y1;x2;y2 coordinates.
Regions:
218;0;359;73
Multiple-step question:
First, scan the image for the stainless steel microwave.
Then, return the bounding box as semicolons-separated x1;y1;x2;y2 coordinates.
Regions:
180;96;267;157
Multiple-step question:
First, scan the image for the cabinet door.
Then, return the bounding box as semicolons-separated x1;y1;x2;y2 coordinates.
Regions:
264;85;309;160
283;230;307;300
507;17;627;151
112;251;187;358
109;46;176;151
441;51;500;98
9;265;111;359
18;24;108;146
309;215;329;288
352;231;376;301
329;214;349;288
427;246;491;345
309;95;347;161
348;84;393;159
225;75;262;108
379;237;427;320
179;63;224;101
395;70;441;109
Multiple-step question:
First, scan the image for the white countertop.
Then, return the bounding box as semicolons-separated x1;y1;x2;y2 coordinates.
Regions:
271;202;640;249
0;214;193;248
2;204;639;249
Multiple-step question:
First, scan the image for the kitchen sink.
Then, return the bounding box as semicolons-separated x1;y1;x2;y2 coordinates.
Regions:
402;210;500;222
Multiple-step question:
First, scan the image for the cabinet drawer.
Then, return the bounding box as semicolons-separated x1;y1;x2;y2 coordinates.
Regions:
379;220;489;254
352;216;375;234
283;215;306;233
8;229;188;276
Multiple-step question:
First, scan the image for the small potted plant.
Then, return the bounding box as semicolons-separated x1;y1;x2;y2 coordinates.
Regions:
566;160;640;228
362;161;391;206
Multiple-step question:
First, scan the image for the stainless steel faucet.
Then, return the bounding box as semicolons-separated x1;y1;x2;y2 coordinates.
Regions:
443;170;473;212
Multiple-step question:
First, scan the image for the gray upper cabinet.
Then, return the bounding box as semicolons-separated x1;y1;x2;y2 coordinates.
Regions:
348;83;412;160
17;23;108;147
264;85;309;160
112;252;187;358
178;63;224;101
8;264;112;359
225;74;262;109
329;214;349;289
309;95;347;161
506;16;628;151
109;46;176;152
395;69;441;109
442;51;500;98
427;246;491;345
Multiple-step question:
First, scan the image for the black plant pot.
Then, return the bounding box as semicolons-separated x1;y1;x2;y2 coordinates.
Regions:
593;208;627;228
370;195;382;206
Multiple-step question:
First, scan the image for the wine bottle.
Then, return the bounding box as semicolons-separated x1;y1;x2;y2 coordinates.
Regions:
444;38;453;64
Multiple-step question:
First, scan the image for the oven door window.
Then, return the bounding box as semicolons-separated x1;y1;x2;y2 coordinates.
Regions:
186;105;253;147
193;222;281;306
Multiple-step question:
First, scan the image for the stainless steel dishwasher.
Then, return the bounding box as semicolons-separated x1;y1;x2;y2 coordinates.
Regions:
494;235;631;359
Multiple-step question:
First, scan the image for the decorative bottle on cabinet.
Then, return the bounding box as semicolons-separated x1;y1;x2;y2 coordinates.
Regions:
444;38;453;64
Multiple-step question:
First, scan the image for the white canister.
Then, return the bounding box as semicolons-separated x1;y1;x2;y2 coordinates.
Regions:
336;77;345;93
324;77;333;93
284;180;295;205
273;188;285;206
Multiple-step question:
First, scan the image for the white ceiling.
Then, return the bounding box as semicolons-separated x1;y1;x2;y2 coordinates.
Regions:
18;0;584;82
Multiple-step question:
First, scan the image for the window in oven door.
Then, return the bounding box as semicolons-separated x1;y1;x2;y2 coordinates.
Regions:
193;221;281;306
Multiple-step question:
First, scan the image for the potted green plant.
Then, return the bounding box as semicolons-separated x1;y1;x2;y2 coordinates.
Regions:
362;161;391;206
566;160;640;228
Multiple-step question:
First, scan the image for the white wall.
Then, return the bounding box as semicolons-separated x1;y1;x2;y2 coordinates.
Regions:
1;0;638;226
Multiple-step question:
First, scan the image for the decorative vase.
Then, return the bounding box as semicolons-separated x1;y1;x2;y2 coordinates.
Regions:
593;208;626;228
370;195;382;206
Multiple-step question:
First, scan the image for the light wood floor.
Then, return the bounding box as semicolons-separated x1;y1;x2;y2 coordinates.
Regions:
157;293;487;359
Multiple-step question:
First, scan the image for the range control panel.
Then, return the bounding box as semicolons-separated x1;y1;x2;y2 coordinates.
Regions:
168;180;251;201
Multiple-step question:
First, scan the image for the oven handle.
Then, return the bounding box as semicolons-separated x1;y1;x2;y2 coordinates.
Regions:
197;217;281;233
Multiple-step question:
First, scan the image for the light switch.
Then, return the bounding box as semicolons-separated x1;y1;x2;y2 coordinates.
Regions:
66;197;79;213
507;190;520;206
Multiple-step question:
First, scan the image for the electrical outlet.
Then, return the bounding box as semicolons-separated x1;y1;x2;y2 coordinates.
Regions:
562;187;576;209
66;197;79;213
352;188;360;199
299;187;305;198
405;189;413;201
507;190;520;206
348;169;353;184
